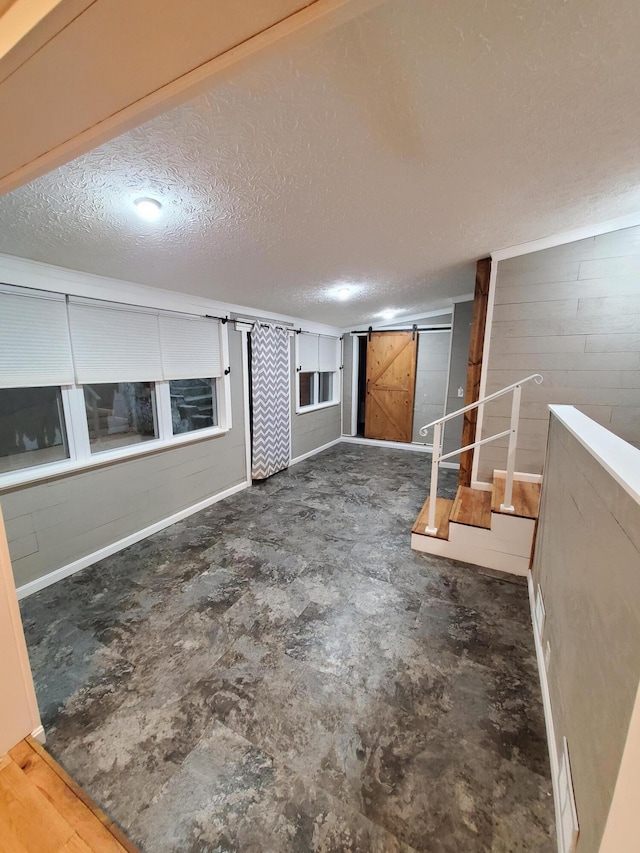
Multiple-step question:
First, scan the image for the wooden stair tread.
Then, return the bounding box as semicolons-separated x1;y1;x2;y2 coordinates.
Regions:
412;497;454;540
450;486;492;529
491;477;541;519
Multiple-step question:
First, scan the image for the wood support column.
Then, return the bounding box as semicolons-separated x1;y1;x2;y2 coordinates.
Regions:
459;257;491;487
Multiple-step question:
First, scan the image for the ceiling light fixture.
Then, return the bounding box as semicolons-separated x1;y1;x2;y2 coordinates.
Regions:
134;197;163;221
381;309;396;321
337;287;352;300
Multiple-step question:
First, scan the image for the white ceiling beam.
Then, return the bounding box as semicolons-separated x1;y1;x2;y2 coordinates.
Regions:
0;0;384;196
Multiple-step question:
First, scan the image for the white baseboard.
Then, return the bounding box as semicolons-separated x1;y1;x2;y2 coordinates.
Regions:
340;436;460;470
16;481;249;600
471;469;544;492
31;725;46;745
289;438;342;467
494;469;544;484
527;572;562;853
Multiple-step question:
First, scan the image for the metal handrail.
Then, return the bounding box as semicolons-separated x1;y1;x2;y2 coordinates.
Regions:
419;374;543;436
419;374;543;536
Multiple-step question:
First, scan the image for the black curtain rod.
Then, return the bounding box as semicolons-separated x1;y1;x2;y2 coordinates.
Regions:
236;320;319;335
350;325;450;334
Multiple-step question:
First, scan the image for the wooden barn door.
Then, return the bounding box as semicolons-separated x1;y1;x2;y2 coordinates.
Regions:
365;331;417;442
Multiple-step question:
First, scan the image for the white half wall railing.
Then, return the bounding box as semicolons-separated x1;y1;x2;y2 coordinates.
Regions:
418;374;543;534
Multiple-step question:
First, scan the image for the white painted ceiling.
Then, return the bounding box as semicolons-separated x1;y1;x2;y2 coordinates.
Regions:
1;0;640;326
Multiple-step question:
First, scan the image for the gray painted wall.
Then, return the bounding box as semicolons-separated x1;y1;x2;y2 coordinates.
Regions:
412;331;451;443
533;412;640;853
1;330;248;588
479;226;640;480
443;300;473;456
342;335;353;435
289;338;341;459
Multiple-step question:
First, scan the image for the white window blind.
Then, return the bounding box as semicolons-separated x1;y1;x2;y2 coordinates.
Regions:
159;315;222;379
298;333;319;372
319;336;339;372
68;298;163;384
0;287;74;388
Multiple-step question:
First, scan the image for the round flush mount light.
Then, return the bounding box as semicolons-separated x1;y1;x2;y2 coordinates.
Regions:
380;309;396;321
134;197;163;221
329;283;362;301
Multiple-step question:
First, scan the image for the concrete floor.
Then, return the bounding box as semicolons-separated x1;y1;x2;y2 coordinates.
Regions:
21;444;555;852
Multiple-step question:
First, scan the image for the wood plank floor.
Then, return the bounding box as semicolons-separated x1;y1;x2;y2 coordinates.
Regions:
412;496;454;539
0;738;137;853
491;478;541;519
450;486;492;528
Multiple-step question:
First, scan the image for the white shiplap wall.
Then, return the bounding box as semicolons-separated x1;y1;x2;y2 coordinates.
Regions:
478;225;640;480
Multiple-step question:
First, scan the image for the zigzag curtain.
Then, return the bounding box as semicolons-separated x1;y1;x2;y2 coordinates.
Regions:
250;323;291;480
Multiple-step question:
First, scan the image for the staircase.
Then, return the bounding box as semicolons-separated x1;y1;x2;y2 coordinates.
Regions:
411;374;543;576
411;473;541;575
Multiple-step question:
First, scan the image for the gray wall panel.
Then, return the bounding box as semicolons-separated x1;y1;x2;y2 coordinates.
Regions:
532;414;640;853
443;300;473;456
479;225;640;480
412;331;451;443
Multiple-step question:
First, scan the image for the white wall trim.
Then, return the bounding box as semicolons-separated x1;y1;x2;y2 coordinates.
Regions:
493;469;544;484
470;470;543;491
471;479;493;492
349;334;358;437
240;329;253;486
492;211;640;262
527;572;563;853
15;480;249;600
289;437;342;467
340;436;460;469
31;725;46;745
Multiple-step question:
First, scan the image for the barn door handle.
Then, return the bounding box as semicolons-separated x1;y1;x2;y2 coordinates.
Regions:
366;379;370;395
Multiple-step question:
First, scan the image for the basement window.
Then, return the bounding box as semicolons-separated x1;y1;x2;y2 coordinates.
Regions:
295;333;341;413
0;284;233;489
170;378;218;434
0;387;69;474
298;372;315;408
84;382;158;453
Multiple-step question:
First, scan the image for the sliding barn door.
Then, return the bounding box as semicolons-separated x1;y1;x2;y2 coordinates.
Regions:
365;331;417;442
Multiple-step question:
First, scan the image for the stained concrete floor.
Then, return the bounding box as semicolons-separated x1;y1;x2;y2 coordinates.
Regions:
21;444;555;852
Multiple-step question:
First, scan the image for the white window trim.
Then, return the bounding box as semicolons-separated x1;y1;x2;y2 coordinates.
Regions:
0;324;233;491
294;334;341;414
295;370;341;415
297;396;341;415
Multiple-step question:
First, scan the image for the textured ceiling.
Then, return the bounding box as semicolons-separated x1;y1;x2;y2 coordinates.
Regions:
1;0;640;325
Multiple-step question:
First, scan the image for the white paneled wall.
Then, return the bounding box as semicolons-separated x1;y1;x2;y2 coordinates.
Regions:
412;331;451;443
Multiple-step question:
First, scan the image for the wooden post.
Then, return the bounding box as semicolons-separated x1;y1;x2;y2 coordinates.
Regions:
459;258;491;487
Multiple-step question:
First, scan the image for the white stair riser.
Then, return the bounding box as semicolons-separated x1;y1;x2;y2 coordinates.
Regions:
490;511;537;541
411;533;530;576
448;518;535;557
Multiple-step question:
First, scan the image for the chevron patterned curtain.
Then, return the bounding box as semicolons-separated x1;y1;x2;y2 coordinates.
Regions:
250;323;291;480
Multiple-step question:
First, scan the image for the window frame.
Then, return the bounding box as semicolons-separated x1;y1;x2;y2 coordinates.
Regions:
0;324;233;491
294;334;342;415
